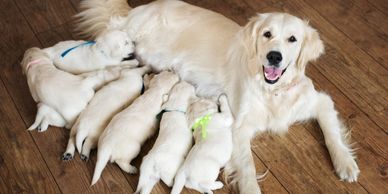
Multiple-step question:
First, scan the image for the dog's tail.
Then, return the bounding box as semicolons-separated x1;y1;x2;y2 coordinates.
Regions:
135;157;159;194
171;168;187;194
91;147;111;185
74;0;131;38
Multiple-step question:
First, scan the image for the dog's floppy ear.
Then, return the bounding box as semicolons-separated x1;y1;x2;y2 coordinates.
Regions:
242;13;268;57
296;22;324;72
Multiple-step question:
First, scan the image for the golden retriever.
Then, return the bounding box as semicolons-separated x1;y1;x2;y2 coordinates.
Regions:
76;0;360;193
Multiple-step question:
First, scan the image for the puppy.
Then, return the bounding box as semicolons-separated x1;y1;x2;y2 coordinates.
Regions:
62;65;151;161
21;47;122;131
171;94;234;194
43;29;138;74
135;81;196;194
91;71;179;185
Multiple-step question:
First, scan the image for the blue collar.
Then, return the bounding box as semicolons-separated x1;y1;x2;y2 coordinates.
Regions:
60;40;96;58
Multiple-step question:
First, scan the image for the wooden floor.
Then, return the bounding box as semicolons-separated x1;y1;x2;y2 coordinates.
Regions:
0;0;387;193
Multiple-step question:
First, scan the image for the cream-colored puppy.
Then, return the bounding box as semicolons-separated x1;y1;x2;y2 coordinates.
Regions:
91;71;179;185
171;94;233;194
43;29;137;74
21;47;121;131
135;81;196;194
62;65;151;161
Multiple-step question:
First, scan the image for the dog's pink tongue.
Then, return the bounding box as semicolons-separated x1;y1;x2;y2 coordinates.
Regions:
264;67;282;80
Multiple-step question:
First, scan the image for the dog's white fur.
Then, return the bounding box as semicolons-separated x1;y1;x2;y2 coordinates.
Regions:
43;30;138;74
135;81;196;194
22;47;122;131
171;94;233;194
91;71;179;185
76;0;360;193
62;65;150;161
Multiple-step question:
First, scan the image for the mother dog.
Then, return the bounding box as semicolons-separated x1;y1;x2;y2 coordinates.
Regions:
76;0;359;193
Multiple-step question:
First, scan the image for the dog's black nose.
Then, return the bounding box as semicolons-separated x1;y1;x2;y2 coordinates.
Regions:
266;51;282;65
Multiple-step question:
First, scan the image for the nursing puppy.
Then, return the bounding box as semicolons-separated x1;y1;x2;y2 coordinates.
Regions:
76;0;360;193
91;71;179;185
43;29;137;74
62;65;151;161
135;81;196;194
21;47;121;131
171;95;233;194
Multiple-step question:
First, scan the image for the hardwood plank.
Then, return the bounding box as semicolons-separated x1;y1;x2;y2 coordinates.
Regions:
351;0;388;39
306;65;388;194
14;0;76;34
0;79;61;194
304;0;388;70
367;0;388;17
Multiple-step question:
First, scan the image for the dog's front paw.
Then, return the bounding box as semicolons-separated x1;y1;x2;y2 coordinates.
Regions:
334;154;360;182
62;153;73;161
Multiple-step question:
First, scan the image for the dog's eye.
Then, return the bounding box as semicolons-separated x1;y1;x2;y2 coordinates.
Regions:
263;31;272;38
288;36;297;43
124;41;129;45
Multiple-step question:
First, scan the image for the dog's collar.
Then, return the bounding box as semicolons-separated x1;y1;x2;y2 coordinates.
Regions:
272;78;301;96
26;58;50;72
192;113;212;139
60;40;96;58
156;109;186;120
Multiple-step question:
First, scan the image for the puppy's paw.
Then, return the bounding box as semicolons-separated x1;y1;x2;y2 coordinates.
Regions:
128;166;138;174
334;154;360;182
62;153;73;161
80;154;89;162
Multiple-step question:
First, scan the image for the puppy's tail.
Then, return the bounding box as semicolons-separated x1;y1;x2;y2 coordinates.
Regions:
91;147;111;185
171;169;187;194
74;0;131;39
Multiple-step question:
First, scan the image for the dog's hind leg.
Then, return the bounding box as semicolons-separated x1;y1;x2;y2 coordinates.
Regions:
116;159;138;174
63;130;76;161
136;157;159;194
80;136;97;161
28;103;66;132
200;181;223;192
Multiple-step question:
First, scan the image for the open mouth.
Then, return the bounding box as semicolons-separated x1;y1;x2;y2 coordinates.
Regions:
263;66;287;84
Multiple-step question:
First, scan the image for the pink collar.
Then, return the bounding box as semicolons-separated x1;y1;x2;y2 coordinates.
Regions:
26;59;45;71
273;78;301;96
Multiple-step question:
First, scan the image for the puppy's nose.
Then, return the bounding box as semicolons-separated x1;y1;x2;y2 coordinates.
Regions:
266;51;282;65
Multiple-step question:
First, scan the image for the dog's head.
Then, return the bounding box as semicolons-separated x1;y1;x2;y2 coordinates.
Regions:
20;47;50;74
149;71;180;93
187;97;218;127
95;30;135;61
162;81;196;110
242;13;324;85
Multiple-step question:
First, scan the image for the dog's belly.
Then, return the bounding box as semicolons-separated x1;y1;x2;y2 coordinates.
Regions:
125;0;240;96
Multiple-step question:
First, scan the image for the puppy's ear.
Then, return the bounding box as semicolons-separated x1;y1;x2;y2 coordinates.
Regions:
296;22;324;72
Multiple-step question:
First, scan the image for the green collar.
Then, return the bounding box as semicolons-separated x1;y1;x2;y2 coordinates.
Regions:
192;113;212;139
